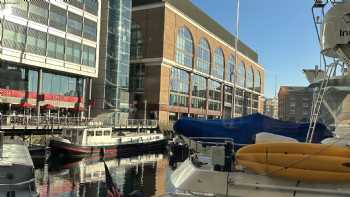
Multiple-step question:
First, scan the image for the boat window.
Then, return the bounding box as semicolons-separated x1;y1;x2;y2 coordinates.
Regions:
156;136;160;139
87;131;94;136
103;130;110;136
78;130;83;136
96;131;102;136
66;130;71;136
7;191;15;197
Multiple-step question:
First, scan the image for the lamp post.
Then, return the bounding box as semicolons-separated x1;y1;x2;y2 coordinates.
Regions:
232;0;240;118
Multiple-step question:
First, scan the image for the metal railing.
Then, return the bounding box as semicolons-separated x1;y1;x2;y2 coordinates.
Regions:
0;115;158;129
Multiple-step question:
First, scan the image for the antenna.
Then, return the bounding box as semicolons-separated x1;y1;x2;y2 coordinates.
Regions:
274;74;277;98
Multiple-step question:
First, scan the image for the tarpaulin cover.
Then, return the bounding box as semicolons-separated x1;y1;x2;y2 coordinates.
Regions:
173;113;332;145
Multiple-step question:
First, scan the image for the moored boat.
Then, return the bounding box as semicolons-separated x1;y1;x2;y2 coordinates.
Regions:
49;127;167;158
0;132;39;197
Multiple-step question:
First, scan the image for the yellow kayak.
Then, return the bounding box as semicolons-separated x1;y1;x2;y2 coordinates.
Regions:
236;143;350;182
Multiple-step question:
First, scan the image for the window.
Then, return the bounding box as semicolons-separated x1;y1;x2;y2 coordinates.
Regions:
11;1;28;18
29;1;49;25
191;74;207;109
2;21;26;51
83;19;97;41
69;0;84;9
246;66;254;90
65;40;81;64
103;130;111;136
87;131;94;136
196;38;210;74
254;70;261;93
208;80;221;111
96;131;102;136
67;12;83;36
175;27;193;68
47;35;65;60
170;67;190;107
226;55;235;82
170;67;189;95
237;61;246;88
49;5;67;31
42;72;82;96
130;22;143;59
26;29;47;56
212;48;224;79
85;0;98;15
82;45;96;67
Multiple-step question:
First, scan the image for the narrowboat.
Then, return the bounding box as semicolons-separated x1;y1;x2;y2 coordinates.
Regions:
49;127;167;158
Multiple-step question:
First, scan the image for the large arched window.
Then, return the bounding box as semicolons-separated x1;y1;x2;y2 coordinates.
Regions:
226;55;235;82
196;38;210;74
246;66;254;90
175;27;193;68
237;61;246;87
130;22;143;59
254;70;261;93
212;48;224;79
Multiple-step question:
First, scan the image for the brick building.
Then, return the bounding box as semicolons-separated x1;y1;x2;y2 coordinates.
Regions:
278;86;313;122
130;0;264;128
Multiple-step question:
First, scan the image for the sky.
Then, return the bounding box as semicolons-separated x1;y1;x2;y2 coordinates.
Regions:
192;0;320;98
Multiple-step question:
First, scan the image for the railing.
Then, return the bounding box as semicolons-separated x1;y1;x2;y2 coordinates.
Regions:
0;115;158;129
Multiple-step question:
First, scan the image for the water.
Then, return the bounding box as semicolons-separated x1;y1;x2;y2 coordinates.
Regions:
34;153;176;197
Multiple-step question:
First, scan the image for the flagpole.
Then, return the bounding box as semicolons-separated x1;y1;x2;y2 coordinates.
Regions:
232;0;240;118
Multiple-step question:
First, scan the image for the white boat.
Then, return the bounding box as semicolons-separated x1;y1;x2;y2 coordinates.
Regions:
49;127;167;158
0;132;39;197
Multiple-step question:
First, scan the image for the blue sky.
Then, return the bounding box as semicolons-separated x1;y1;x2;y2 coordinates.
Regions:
192;0;320;98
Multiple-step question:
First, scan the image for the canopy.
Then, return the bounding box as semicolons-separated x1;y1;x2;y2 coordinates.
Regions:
173;113;332;145
17;102;34;108
42;104;55;110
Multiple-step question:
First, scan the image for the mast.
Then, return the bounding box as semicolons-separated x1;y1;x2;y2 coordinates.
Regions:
232;0;240;118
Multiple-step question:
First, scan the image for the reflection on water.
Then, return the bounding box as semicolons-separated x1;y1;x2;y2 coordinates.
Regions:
35;153;174;197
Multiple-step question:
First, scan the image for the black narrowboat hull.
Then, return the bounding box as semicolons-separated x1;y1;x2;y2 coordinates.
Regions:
49;139;168;158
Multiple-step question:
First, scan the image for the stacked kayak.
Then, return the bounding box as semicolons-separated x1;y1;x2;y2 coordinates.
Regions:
237;143;350;182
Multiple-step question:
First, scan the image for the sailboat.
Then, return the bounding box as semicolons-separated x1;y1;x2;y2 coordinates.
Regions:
170;0;350;196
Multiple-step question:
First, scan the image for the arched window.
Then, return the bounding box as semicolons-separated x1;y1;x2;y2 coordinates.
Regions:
175;27;193;68
237;61;246;87
213;48;224;79
196;38;210;74
226;55;235;82
254;70;261;93
246;66;254;90
130;22;143;59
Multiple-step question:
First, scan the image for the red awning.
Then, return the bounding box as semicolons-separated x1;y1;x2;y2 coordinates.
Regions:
17;102;34;108
42;104;55;110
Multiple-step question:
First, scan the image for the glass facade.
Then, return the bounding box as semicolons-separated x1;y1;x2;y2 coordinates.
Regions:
212;48;224;79
104;0;131;113
191;74;207;109
208;80;221;111
130;63;145;91
42;72;83;97
175;27;193;68
196;38;210;74
170;67;189;107
130;22;143;59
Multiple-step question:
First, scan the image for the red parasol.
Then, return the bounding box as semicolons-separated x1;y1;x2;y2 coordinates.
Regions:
17;102;34;108
42;104;55;110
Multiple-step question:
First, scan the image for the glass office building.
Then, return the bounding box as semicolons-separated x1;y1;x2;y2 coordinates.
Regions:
0;0;100;114
92;0;131;120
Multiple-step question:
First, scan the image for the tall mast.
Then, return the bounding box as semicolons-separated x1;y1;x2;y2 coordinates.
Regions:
232;0;240;118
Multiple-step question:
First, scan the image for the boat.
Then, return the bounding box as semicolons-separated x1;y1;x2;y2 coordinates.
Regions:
171;138;350;197
0;132;39;197
173;113;332;146
49;127;168;158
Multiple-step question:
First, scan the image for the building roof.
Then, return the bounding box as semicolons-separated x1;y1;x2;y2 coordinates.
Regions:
133;0;259;63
